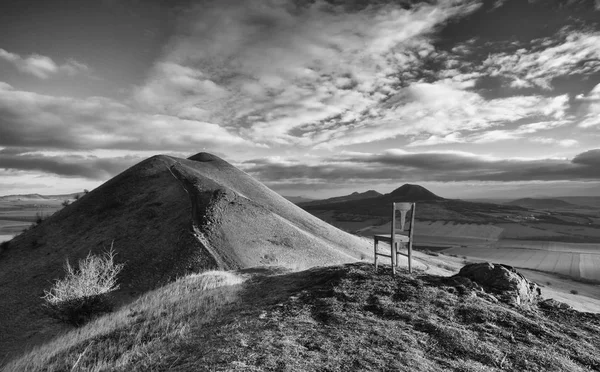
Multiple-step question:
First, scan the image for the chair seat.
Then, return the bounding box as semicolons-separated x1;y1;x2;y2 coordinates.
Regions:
373;234;410;243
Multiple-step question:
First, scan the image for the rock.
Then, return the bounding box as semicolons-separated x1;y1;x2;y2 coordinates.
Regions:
539;298;572;310
455;263;541;308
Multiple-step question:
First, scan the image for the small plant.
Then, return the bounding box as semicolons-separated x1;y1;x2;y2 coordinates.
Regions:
83;189;89;194
61;200;71;207
35;211;46;225
570;289;579;295
42;245;124;326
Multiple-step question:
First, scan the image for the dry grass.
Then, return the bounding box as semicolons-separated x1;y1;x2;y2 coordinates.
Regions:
5;263;600;371
3;270;245;372
41;247;125;326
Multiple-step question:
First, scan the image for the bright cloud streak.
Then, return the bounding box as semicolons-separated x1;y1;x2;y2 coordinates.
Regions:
0;48;90;79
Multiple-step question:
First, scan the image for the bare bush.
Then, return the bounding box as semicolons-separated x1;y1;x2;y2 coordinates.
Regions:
42;246;124;326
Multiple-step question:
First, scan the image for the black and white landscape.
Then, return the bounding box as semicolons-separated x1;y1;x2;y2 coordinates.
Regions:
1;0;600;371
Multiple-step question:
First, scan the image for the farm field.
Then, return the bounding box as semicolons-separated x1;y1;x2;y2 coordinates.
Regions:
442;245;600;282
358;220;503;240
0;199;64;243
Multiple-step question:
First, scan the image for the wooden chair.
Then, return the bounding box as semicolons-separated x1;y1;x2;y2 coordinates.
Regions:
373;202;416;275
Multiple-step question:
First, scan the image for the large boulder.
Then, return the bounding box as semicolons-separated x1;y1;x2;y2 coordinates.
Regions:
455;263;541;308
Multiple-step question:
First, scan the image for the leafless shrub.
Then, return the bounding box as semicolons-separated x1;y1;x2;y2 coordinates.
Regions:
42;245;124;326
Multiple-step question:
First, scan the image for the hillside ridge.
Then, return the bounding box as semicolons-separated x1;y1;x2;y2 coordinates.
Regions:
0;152;370;363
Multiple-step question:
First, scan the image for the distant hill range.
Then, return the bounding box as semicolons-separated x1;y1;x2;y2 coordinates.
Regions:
300;184;538;223
505;198;581;210
299;190;382;206
301;184;441;209
0;193;81;201
0;152;369;361
282;195;315;204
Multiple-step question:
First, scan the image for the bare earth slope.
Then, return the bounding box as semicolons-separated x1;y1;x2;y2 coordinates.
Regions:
0;152;369;363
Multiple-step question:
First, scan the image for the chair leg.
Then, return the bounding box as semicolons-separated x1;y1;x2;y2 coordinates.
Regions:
374;240;378;271
408;240;412;274
391;241;396;276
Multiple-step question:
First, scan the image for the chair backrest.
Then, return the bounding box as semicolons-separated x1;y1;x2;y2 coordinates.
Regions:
392;202;415;233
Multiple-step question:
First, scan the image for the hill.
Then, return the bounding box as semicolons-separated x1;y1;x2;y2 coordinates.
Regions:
282;195;316;204
4;263;599;372
388;183;443;201
0;193;81;202
505;198;580;209
0;152;370;362
300;184;525;224
299;190;382;207
553;196;600;209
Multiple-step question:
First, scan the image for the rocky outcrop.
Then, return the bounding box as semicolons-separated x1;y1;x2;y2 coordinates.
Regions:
455;262;541;308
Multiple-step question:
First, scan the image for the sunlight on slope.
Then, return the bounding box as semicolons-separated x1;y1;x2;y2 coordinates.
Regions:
2;271;245;372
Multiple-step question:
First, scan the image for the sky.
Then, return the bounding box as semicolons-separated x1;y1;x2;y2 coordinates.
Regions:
1;0;600;199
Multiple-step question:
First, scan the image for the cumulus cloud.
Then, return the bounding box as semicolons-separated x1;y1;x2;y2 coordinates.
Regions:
242;149;600;186
0;82;253;152
0;49;90;79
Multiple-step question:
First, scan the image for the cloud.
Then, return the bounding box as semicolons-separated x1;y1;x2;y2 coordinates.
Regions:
408;118;573;146
319;84;570;148
572;149;600;166
529;137;579;147
135;0;483;147
0;49;90;79
242;149;600;186
481;31;600;89
576;83;600;128
0;82;253;152
0;149;139;179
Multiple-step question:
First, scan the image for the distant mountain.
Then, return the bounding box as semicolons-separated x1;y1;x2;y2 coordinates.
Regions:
388;184;443;201
0;193;82;201
552;197;600;209
505;198;579;209
300;184;531;223
282;195;316;204
0;193;47;201
299;190;382;206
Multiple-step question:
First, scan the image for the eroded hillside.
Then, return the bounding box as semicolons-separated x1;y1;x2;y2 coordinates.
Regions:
0;152;370;363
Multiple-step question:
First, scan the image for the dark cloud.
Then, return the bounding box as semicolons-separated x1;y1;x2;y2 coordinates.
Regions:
242;149;600;185
572;149;600;166
0;83;250;152
0;151;140;179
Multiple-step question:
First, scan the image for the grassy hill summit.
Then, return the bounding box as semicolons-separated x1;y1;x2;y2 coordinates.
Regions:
3;263;599;371
0;152;370;364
